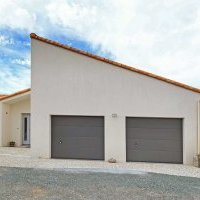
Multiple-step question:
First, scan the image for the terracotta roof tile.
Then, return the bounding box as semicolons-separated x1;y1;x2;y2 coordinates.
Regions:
0;94;7;99
30;33;199;94
0;88;31;101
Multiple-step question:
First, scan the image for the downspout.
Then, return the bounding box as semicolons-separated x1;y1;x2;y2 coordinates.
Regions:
198;100;200;154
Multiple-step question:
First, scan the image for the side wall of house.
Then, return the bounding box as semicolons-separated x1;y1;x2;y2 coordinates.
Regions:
31;39;200;164
0;103;10;146
0;102;2;146
0;98;30;147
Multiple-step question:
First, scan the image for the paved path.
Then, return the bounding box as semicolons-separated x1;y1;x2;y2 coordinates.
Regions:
0;167;200;200
0;154;200;178
0;147;200;178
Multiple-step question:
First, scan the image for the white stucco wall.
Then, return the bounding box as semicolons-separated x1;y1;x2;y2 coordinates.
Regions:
0;98;30;147
0;103;10;146
9;99;30;146
0;102;2;146
31;39;200;164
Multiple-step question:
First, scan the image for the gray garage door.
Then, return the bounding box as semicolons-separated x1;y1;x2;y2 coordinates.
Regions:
126;117;183;163
51;116;104;160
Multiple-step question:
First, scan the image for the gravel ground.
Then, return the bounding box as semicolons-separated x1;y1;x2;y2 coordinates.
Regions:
0;167;200;200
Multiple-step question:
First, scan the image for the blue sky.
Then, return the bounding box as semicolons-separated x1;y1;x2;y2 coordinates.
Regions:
0;0;200;94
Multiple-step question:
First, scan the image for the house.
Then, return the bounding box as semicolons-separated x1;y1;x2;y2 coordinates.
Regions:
0;33;200;165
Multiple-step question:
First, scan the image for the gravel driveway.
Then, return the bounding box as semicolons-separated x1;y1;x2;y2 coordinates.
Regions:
0;167;200;200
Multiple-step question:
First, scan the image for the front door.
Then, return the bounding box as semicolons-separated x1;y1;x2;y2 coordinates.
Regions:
22;114;30;145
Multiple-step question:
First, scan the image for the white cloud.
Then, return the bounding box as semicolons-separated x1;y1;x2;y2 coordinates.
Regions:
0;0;36;32
11;58;30;66
0;65;30;94
0;35;14;46
0;0;200;89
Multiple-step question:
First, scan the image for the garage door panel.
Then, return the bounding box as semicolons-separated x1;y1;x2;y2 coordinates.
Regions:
64;148;104;160
127;118;182;129
52;116;104;127
51;116;104;160
128;150;182;163
126;117;183;163
127;128;181;140
52;126;104;138
53;148;103;160
127;139;182;152
62;137;103;148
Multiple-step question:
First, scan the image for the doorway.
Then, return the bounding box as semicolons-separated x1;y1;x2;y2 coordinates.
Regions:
22;113;30;145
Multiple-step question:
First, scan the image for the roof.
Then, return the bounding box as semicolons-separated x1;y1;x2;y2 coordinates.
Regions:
0;88;31;101
0;94;7;99
30;33;200;94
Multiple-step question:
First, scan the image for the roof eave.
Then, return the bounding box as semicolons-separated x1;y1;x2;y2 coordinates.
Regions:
0;88;31;102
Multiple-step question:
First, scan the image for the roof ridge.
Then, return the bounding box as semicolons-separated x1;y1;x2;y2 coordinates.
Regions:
30;33;200;94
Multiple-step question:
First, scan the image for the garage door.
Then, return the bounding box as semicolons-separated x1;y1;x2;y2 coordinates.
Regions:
126;117;183;163
51;116;104;160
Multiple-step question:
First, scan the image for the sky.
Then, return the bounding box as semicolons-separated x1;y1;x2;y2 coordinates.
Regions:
0;0;200;94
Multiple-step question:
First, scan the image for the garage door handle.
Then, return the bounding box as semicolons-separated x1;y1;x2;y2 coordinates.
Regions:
59;140;62;144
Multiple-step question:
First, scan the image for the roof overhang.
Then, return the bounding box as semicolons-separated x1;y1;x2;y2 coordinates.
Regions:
0;88;31;104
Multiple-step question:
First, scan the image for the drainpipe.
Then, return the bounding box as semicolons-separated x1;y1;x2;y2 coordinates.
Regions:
198;100;200;154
